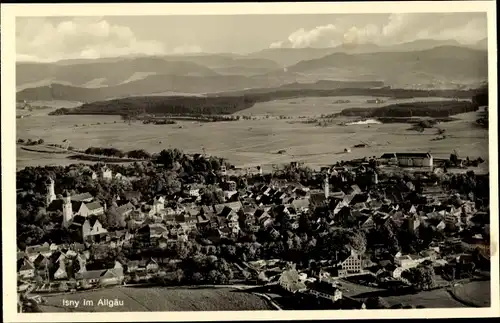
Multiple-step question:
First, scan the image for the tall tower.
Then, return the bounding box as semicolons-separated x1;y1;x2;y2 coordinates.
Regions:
45;177;56;205
62;191;73;227
324;174;329;199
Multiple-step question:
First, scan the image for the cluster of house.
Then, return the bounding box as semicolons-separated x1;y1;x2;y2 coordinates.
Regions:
18;153;488;297
17;241;124;293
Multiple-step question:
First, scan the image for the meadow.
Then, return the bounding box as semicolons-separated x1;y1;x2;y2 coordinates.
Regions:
38;286;273;312
16;98;489;171
450;280;491;307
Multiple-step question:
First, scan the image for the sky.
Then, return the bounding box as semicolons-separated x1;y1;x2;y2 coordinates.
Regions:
16;13;488;62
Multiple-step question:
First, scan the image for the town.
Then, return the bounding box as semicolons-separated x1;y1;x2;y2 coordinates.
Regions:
16;149;491;311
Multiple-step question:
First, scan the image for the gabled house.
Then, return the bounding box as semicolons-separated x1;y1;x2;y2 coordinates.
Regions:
17;258;35;279
146;259;159;272
338;249;364;277
100;267;124;286
153;196;166;214
81;216;108;242
76;269;106;286
257;210;274;229
126;260;140;274
85;201;105;216
26;242;52;261
53;261;68;280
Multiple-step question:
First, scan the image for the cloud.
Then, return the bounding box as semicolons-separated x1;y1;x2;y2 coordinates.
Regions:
269;13;487;49
16;17;167;62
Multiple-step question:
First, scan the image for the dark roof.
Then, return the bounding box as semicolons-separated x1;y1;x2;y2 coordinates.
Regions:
71;200;84;211
351;194;370;205
218;206;233;218
71;215;87;225
87;216;100;227
18;258;35;271
310;193;327;206
34;254;50;267
380;153;397;159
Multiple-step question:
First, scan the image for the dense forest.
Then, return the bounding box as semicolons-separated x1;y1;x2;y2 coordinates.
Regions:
50;95;255;116
340;100;478;118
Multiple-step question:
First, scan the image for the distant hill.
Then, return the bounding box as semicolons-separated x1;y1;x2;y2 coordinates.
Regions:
246;39;487;67
16;77;385;102
287;46;488;85
16;40;488;100
16;54;281;89
16;57;219;88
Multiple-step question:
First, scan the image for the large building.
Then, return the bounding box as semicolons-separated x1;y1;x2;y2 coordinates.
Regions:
379;152;433;168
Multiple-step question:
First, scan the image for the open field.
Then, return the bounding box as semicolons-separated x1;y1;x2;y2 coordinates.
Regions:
382;288;468;308
340;279;468;309
450;280;491;307
38;286;273;312
16;98;489;171
234;96;461;117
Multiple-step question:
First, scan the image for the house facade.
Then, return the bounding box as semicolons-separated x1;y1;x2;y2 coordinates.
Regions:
338;249;364;277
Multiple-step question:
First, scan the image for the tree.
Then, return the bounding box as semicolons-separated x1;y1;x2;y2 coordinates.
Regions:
365;296;390;309
174;269;185;284
401;264;436;291
192;272;204;284
208;270;220;284
106;206;126;229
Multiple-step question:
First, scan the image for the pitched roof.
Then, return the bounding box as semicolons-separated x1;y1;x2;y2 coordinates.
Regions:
224;201;243;212
148;223;168;236
18;258;35;271
396;152;432;158
71;192;93;202
17;251;26;261
85;201;103;211
124;191;142;200
26;242;50;254
116;202;135;215
86;216;101;228
79;269;106;280
291;198;310;210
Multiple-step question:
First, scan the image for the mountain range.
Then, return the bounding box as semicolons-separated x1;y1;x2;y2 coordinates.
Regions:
16;39;488;102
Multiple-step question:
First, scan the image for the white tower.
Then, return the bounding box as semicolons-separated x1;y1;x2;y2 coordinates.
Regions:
324;174;329;199
45;177;56;205
62;191;73;227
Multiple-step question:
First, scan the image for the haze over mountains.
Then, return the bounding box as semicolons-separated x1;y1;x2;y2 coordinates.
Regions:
17;39;488;102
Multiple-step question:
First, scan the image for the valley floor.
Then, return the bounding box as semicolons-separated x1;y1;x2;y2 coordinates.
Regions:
15;98;489;171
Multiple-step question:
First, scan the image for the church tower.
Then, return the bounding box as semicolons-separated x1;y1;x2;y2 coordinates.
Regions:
62;190;73;227
45;177;56;205
324;174;329;199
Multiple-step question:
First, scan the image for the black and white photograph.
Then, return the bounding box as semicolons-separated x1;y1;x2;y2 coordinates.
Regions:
2;1;498;322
